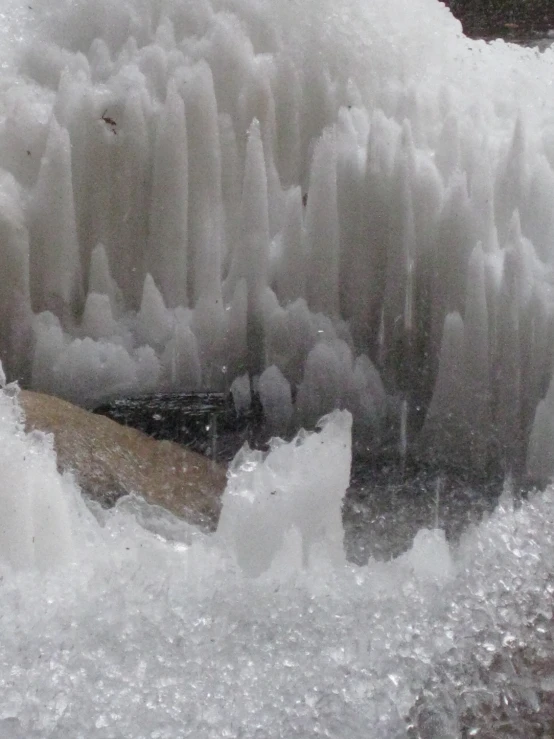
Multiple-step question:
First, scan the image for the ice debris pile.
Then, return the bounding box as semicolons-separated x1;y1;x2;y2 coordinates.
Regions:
1;0;554;475
0;375;553;736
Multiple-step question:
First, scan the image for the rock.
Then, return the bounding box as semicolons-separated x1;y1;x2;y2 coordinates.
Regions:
18;389;226;529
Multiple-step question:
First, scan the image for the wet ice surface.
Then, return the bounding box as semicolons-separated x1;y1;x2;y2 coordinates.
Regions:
1;384;553;738
2;477;554;735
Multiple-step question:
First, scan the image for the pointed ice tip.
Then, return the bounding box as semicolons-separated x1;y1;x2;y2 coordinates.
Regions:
497;476;514;514
316;408;353;434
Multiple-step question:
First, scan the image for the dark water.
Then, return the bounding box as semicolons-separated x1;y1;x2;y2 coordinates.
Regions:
343;464;506;564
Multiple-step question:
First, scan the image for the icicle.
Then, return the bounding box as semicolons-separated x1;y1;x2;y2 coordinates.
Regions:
273;56;301;188
296;340;355;428
161;312;201;390
300;66;337;184
462;243;491;471
435;113;460;180
88;243;122;315
430;171;475;361
381;121;416;382
88;38;113;83
296;342;344;428
352;354;387;436
238;59;278;157
224;279;248;381
147;81;188;309
31;313;66;396
411;151;443;258
80;292;116;341
238;61;284;236
336;111;366;340
275;186;306;305
494;245;523;472
417;312;466;466
305;127;340;318
205;12;254;127
225;119;270;374
138;44;168;101
521;285;551;446
113;88;151;309
218;113;241;274
469;142;498;253
81;96;122;282
155;16;176;51
183;61;224;306
399;397;408;475
28;116;83;318
264;298;318;387
137;274;172;349
0;178;31;378
495;117;528;245
359;112;398;351
523;155;554;262
527;375;554;486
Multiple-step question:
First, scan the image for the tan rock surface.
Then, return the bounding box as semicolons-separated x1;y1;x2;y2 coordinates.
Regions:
19;389;226;529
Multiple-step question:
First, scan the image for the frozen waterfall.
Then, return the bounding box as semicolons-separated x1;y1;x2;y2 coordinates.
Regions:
1;1;554;736
1;0;554;477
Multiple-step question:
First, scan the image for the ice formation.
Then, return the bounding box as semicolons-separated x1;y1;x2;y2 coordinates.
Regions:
0;0;553;475
0;377;553;736
0;381;74;571
217;409;351;576
2;0;554;734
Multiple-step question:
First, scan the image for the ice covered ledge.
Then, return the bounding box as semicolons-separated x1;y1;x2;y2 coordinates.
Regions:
1;0;554;479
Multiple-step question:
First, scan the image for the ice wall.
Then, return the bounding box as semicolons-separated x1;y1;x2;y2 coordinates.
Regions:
1;0;554;475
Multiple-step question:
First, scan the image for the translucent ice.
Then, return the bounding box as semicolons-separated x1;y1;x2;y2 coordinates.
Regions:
0;380;551;736
0;373;74;571
217;409;351;576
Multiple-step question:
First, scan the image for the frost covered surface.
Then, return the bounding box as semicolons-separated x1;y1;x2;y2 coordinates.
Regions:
0;388;553;737
0;0;554;472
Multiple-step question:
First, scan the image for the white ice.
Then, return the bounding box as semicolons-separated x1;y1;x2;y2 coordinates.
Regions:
0;0;552;472
0;0;554;735
0;382;551;736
